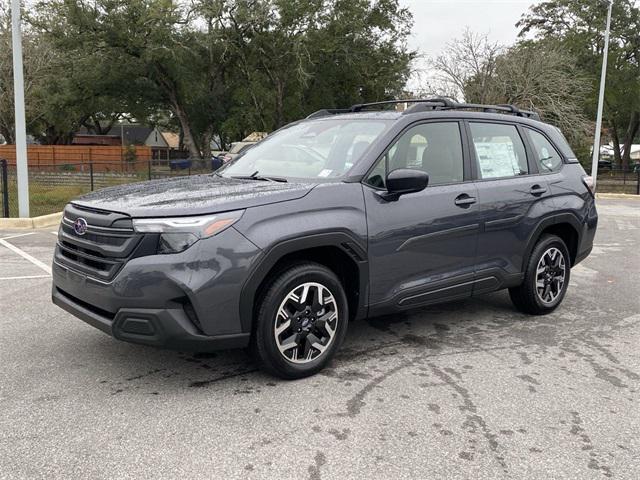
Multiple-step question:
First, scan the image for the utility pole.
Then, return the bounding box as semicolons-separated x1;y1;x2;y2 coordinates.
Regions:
11;0;29;217
591;0;613;191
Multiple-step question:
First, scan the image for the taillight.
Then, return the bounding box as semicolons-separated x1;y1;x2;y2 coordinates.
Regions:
582;175;595;196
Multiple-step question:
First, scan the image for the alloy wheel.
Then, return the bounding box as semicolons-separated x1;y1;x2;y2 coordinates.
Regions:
535;247;566;304
274;282;339;364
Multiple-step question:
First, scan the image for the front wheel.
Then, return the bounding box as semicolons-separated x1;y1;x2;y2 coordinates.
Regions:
509;234;571;315
251;262;349;379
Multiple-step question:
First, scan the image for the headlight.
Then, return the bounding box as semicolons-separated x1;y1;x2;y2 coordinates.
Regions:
132;210;244;254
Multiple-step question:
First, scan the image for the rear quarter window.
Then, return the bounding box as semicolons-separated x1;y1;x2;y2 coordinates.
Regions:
544;126;576;161
525;129;563;173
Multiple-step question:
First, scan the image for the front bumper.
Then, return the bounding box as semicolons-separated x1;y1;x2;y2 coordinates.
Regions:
52;226;262;351
52;287;250;351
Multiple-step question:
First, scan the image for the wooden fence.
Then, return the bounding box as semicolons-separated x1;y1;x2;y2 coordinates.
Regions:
0;145;153;172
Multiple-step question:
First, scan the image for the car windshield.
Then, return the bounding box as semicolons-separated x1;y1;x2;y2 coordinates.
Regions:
219;119;391;180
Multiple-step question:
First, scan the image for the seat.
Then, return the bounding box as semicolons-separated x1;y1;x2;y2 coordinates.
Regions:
421;137;462;184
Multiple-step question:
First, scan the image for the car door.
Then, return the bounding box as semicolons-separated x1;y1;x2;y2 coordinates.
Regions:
466;121;554;294
363;121;481;313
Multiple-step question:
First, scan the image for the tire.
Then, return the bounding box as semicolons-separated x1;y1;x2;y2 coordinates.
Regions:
251;262;349;379
509;234;571;315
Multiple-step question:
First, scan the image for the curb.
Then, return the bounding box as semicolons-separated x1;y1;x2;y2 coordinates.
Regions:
0;212;62;229
596;193;640;200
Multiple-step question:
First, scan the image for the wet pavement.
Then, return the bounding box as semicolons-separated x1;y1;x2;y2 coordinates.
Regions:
0;198;638;479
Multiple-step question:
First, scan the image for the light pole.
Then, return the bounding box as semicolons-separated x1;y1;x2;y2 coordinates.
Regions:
11;0;29;217
591;0;613;191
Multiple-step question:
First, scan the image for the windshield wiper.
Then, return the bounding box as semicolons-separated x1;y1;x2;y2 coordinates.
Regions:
230;171;288;182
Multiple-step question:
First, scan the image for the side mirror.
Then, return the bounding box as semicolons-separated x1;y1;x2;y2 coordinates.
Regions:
380;168;429;200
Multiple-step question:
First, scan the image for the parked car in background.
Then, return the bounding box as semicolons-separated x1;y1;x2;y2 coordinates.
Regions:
211;155;224;171
169;158;192;170
52;98;597;379
598;159;612;170
219;132;268;163
170;156;226;171
220;141;257;162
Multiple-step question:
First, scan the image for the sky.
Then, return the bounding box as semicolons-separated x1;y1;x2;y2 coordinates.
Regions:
400;0;542;88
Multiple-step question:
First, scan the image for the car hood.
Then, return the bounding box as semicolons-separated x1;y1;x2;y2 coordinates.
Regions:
72;174;316;217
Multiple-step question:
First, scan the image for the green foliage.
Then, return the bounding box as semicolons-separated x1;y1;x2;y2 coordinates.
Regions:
7;0;413;157
432;32;592;160
517;0;640;168
124;145;137;164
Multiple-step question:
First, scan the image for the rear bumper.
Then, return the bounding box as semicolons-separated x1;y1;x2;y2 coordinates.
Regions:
52;286;250;351
574;200;598;266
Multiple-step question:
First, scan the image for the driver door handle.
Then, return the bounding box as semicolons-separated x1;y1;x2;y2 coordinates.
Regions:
454;194;477;207
530;185;548;196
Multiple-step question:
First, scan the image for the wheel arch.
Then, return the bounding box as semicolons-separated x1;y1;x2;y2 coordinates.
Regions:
239;233;369;333
522;213;582;271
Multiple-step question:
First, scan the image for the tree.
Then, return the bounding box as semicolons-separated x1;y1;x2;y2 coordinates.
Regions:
0;3;57;143
208;0;415;135
489;41;592;150
431;31;591;154
518;0;640;169
432;28;503;104
26;0;415;155
31;0;214;158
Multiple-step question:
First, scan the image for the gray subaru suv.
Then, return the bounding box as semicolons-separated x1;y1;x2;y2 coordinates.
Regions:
52;99;598;378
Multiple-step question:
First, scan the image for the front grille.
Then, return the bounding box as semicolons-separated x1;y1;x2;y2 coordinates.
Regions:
55;204;143;282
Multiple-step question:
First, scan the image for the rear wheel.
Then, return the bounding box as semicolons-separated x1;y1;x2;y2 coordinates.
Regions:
509;234;570;315
251;262;348;379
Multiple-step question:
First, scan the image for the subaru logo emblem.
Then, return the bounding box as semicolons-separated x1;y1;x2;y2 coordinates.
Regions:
73;217;88;236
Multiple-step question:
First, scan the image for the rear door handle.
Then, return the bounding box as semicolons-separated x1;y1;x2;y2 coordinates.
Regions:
454;194;477;207
530;185;547;196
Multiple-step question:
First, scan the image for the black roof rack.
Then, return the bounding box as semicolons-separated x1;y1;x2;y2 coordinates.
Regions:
306;108;353;120
306;98;540;121
350;98;457;112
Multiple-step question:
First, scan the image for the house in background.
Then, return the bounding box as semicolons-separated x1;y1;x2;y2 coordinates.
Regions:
71;125;182;160
72;134;122;146
72;124;153;146
109;125;154;146
145;128;181;161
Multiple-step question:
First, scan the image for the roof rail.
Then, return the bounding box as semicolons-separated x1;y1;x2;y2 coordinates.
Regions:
305;108;352;120
350;97;456;112
306;99;541;121
401;100;541;121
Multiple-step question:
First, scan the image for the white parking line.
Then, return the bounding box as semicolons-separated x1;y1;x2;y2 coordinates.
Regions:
0;275;51;281
0;232;36;241
0;237;52;275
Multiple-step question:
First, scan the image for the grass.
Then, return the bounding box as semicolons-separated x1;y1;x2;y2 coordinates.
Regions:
0;169;210;218
1;183;89;218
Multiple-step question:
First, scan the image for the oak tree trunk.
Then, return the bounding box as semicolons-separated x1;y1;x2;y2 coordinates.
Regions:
621;111;640;171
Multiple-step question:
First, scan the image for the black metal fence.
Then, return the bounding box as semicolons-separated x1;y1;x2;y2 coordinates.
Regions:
1;159;9;217
0;158;221;218
0;160;638;219
595;167;640;195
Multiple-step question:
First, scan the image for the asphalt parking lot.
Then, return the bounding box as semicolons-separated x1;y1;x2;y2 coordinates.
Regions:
0;198;639;479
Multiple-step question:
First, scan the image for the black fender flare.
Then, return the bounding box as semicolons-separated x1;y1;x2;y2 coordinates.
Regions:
521;212;583;271
238;232;369;333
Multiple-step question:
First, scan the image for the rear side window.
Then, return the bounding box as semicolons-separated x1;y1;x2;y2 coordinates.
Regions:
365;122;464;188
470;123;528;179
526;129;563;172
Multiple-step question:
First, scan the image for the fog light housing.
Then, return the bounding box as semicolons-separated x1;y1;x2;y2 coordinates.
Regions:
157;233;199;254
